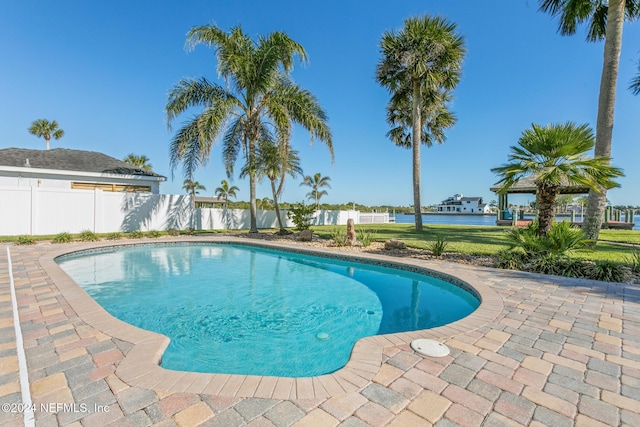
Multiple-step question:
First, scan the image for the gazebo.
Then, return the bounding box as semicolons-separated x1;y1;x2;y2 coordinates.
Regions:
490;176;589;226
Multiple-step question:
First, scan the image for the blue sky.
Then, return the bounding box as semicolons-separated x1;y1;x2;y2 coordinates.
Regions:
1;1;638;207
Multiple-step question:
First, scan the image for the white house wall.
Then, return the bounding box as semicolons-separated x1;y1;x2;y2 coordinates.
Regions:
0;186;363;236
0;170;161;193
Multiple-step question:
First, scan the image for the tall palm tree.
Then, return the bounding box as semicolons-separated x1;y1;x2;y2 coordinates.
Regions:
385;88;456;151
539;0;640;240
182;179;206;197
492;122;623;237
166;25;332;233
376;16;465;231
242;141;303;232
123;153;153;172
300;173;331;209
28;119;64;150
214;179;239;202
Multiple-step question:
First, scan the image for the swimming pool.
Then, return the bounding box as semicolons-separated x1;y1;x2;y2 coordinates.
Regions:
57;243;479;377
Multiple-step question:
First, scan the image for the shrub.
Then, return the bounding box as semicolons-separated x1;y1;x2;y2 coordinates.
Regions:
428;236;448;256
286;202;316;231
586;260;628;283
128;231;144;239
180;228;195;236
167;228;180;236
52;232;73;244
357;228;375;247
16;235;35;245
330;227;347;247
105;232;123;240
505;220;589;257
79;230;98;242
147;230;161;238
626;247;640;273
494;250;526;270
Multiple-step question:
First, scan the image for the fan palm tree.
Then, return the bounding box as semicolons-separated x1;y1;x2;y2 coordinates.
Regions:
123;154;153;172
539;0;640;240
28;119;64;150
214;179;239;203
300;173;331;209
491;122;623;237
166;25;332;233
182;179;206;197
376;15;465;231
242;141;303;232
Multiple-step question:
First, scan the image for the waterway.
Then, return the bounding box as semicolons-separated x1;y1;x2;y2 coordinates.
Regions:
393;213;640;231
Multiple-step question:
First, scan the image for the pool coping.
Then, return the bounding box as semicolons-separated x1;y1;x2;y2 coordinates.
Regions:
38;236;504;399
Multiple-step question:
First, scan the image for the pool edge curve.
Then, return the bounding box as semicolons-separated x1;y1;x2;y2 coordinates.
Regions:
40;236;504;399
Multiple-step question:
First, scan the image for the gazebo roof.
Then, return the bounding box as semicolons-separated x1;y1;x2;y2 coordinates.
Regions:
490;176;589;195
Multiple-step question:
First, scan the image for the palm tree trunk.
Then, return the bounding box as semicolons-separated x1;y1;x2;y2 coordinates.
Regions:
271;179;285;231
249;140;258;233
583;0;625;241
45;136;50;150
537;184;558;237
412;78;423;231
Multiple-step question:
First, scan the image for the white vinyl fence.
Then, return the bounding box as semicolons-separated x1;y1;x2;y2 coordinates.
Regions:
0;186;368;236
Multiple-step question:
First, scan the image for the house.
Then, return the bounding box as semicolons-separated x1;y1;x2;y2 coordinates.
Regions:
0;148;165;193
436;194;492;214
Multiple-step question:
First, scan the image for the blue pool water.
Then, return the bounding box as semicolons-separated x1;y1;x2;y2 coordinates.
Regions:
57;244;479;377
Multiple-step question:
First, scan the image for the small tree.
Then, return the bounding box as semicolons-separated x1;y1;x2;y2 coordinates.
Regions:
287;202;316;231
300;173;331;209
182;179;206;196
28;119;64;150
123;154;153;172
214;179;239;204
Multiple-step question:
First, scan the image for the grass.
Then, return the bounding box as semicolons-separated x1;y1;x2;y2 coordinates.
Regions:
312;223;639;262
1;223;637;263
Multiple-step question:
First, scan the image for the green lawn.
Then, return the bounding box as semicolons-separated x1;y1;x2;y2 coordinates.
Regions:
2;223;637;263
312;223;639;262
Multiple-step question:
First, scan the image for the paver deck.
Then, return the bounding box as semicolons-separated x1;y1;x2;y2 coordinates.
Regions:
1;236;639;426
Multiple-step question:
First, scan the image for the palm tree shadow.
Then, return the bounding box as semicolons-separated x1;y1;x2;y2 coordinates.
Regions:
120;193;193;232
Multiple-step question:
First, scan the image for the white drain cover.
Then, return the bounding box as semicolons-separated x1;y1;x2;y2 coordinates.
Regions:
411;339;450;357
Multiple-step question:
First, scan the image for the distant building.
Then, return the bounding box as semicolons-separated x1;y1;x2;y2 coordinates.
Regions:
436;194;492;213
0;148;165;194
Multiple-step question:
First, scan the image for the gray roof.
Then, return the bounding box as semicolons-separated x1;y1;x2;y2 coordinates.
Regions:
0;148;165;179
490;175;588;194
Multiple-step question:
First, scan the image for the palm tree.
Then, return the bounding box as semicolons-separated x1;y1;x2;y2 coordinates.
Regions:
257;197;273;210
631;62;640;95
491;122;623;237
123;154;153;172
300;173;331;210
166;25;332;233
28;119;64;150
182;179;206;197
242;141;303;232
539;0;640;240
385;89;456;150
214;179;239;203
376;16;465;231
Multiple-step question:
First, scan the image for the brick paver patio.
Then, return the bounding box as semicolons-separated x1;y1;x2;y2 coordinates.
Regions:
1;237;639;426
